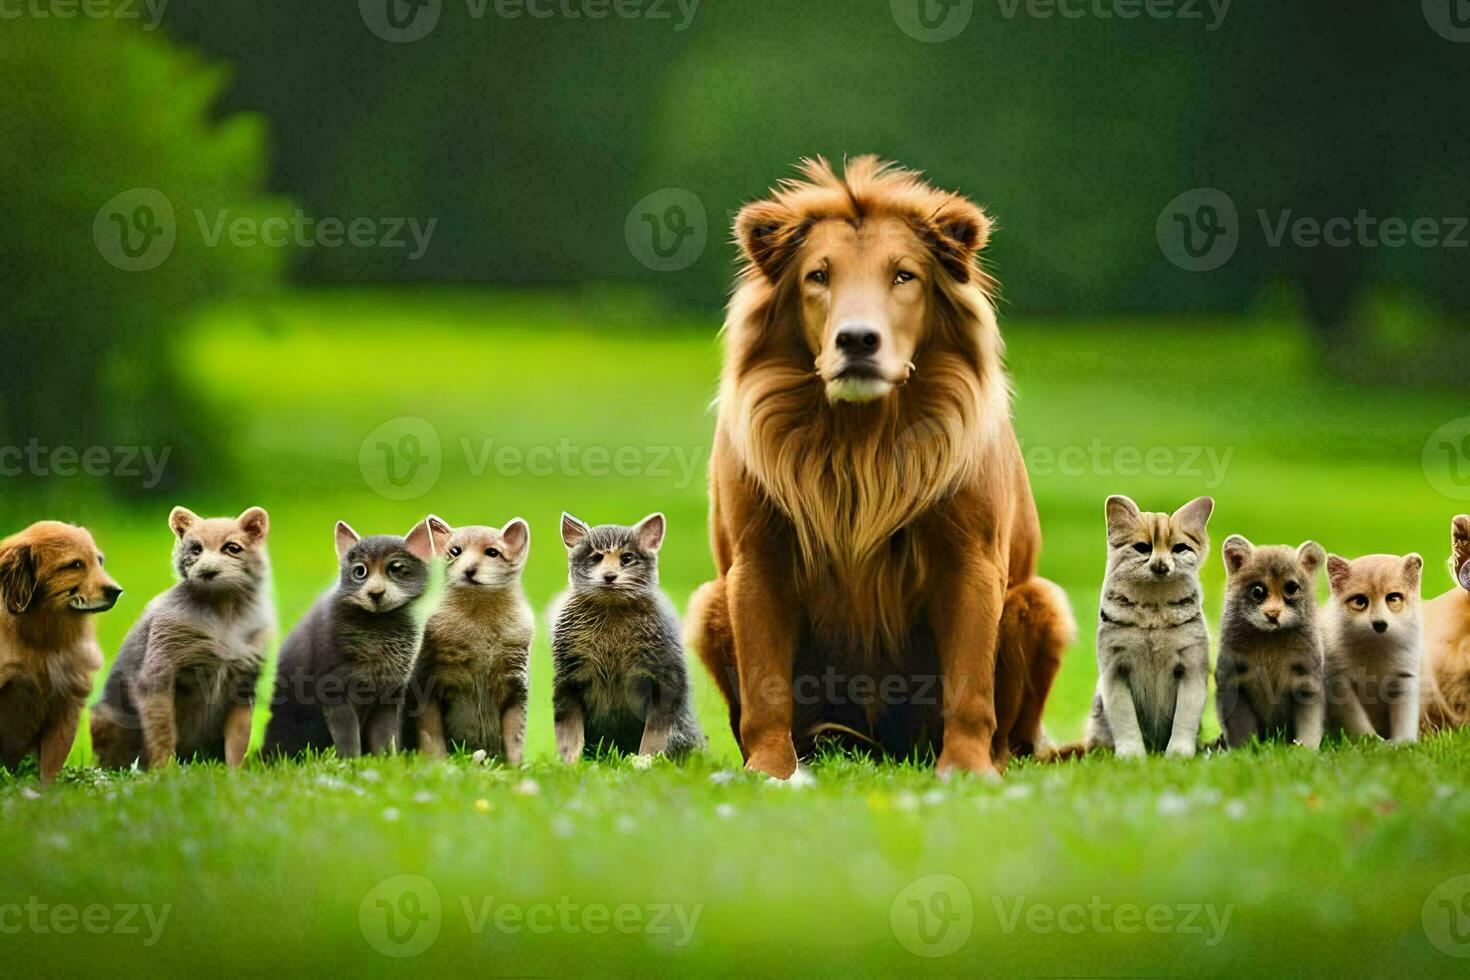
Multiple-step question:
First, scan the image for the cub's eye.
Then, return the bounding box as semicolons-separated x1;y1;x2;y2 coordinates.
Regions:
1171;544;1192;555
620;553;635;566
1349;594;1369;611
352;564;368;581
1250;584;1268;602
448;546;462;558
388;561;406;576
191;543;204;556
893;269;917;285
806;269;827;285
486;548;500;558
1284;581;1300;596
223;542;243;555
589;552;603;563
1132;542;1151;554
1386;592;1404;608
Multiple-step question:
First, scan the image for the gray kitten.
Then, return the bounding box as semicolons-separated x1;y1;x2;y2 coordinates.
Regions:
91;506;275;769
1215;536;1326;749
1085;495;1213;758
549;512;704;762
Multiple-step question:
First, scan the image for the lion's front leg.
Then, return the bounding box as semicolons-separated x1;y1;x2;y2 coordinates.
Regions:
727;552;801;779
930;554;1005;777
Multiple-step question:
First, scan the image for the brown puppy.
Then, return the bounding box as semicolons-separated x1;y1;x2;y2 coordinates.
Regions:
1421;515;1470;732
0;521;121;782
686;156;1075;778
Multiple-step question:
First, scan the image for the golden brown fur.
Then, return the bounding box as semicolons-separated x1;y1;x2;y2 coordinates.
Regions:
1421;515;1470;732
0;521;121;782
686;156;1075;778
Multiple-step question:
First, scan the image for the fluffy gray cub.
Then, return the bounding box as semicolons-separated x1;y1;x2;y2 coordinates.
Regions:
550;512;705;762
1085;495;1213;758
1215;537;1326;749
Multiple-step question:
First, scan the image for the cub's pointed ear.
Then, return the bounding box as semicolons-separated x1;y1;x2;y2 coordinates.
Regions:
169;506;199;538
561;513;590;550
1172;496;1214;536
0;542;37;615
1105;495;1141;534
924;194;993;283
1222;535;1254;575
1326;554;1352;593
735;199;805;282
501;518;529;559
334;521;360;561
425;515;453;555
634;512;666;553
403;518;439;563
237;507;269;542
1296;541;1325;578
1403;553;1424;589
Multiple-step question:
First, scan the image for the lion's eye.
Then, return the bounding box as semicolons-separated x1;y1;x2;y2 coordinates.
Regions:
893;269;916;285
806;269;827;285
1132;542;1151;554
68;559;85;571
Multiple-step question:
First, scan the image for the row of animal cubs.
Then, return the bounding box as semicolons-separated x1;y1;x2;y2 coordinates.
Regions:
0;507;703;783
1080;496;1470;757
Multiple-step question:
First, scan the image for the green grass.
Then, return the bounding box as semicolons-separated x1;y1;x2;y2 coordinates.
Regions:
4;287;1470;975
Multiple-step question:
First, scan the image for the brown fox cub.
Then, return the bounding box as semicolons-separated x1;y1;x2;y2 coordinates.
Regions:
1421;515;1470;732
403;519;533;762
91;507;275;769
1323;552;1423;742
1215;537;1326;749
1084;495;1212;758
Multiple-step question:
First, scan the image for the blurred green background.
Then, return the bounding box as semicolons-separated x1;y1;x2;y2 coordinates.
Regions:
4;3;1470;976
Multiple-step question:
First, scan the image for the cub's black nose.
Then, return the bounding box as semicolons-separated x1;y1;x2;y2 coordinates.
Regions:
603;572;618;584
1150;562;1170;577
1372;620;1388;633
835;326;880;354
199;570;219;581
369;589;386;602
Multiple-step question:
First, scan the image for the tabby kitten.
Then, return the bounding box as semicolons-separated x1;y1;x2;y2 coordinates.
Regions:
1084;495;1213;758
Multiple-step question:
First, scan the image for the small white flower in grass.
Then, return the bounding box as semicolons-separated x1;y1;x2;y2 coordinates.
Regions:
413;791;435;804
471;749;488;765
922;789;949;807
615;815;637;835
1156;791;1189;817
715;803;736;819
43;833;69;851
894;792;920;813
1435;784;1455;800
631;754;653;770
709;770;736;785
1001;783;1033;801
1224;799;1247;821
513;778;540;797
382;807;401;822
20;787;41;800
551;815;574;839
359;769;381;783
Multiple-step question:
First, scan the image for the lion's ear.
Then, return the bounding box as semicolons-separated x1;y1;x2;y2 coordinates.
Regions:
735;199;806;282
924;195;992;282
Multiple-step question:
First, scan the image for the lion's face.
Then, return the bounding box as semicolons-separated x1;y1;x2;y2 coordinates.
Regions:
797;217;930;403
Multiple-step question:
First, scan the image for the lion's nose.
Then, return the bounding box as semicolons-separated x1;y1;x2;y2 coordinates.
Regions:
835;326;880;354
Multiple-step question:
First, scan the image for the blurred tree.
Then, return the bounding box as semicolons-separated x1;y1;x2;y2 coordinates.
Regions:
0;17;292;493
